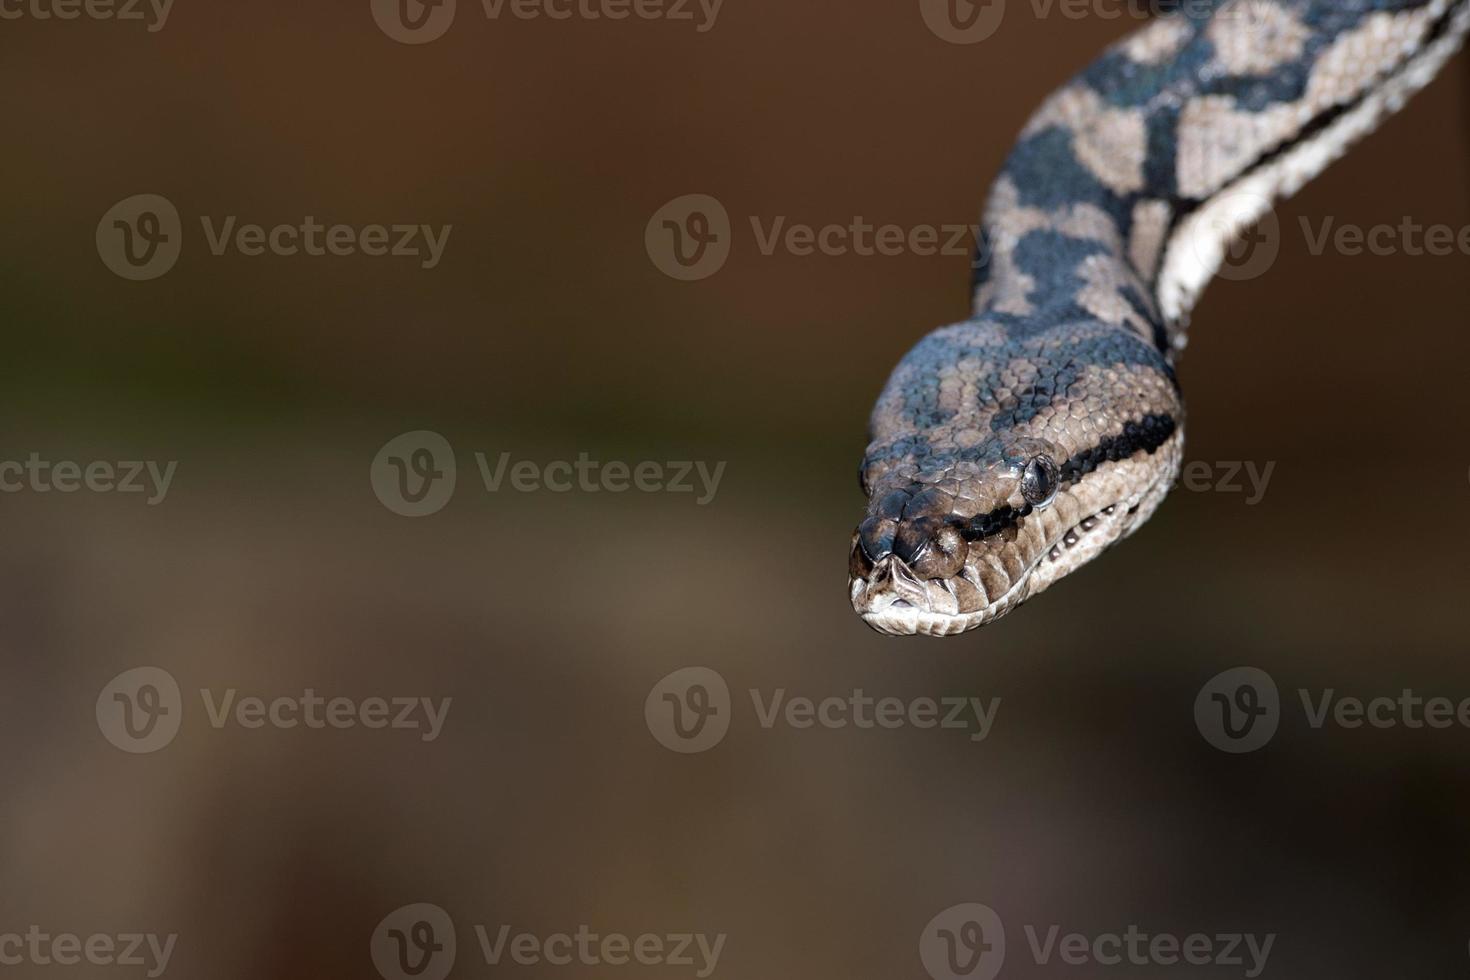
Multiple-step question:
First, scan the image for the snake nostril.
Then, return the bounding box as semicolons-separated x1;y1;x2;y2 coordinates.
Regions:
893;529;929;566
891;517;966;579
857;516;895;564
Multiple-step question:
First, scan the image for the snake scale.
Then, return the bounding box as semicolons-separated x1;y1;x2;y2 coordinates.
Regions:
850;0;1469;635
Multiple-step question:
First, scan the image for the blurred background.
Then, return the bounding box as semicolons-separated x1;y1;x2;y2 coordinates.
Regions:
1;1;1468;977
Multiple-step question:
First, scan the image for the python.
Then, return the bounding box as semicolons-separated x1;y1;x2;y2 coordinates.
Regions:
850;0;1470;635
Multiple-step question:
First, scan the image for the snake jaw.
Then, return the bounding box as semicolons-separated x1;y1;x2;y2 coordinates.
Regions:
853;572;1029;637
853;547;1041;636
850;425;1184;636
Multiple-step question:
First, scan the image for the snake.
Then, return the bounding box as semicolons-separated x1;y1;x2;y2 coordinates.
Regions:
850;0;1469;635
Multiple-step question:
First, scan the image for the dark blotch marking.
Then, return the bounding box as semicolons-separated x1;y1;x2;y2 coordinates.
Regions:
1058;413;1177;485
951;412;1173;545
957;502;1034;543
1004;128;1117;214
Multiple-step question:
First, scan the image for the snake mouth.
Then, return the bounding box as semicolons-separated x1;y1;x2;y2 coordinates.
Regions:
1040;504;1121;566
852;496;1147;637
855;567;1029;637
852;423;1184;637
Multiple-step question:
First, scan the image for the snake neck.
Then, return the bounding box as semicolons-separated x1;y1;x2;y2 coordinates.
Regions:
972;0;1470;359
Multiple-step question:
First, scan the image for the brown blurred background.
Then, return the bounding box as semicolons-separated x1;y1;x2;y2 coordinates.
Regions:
1;1;1468;977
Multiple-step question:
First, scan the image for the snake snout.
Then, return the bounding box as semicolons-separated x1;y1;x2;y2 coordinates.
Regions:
893;516;966;579
853;485;966;579
863;554;930;608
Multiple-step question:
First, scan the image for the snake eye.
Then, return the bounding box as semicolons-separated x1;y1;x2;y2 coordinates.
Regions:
1021;455;1059;507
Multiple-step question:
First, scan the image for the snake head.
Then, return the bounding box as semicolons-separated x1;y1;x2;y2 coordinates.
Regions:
849;320;1184;636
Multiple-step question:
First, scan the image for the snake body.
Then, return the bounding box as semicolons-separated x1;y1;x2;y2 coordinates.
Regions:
850;0;1469;635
